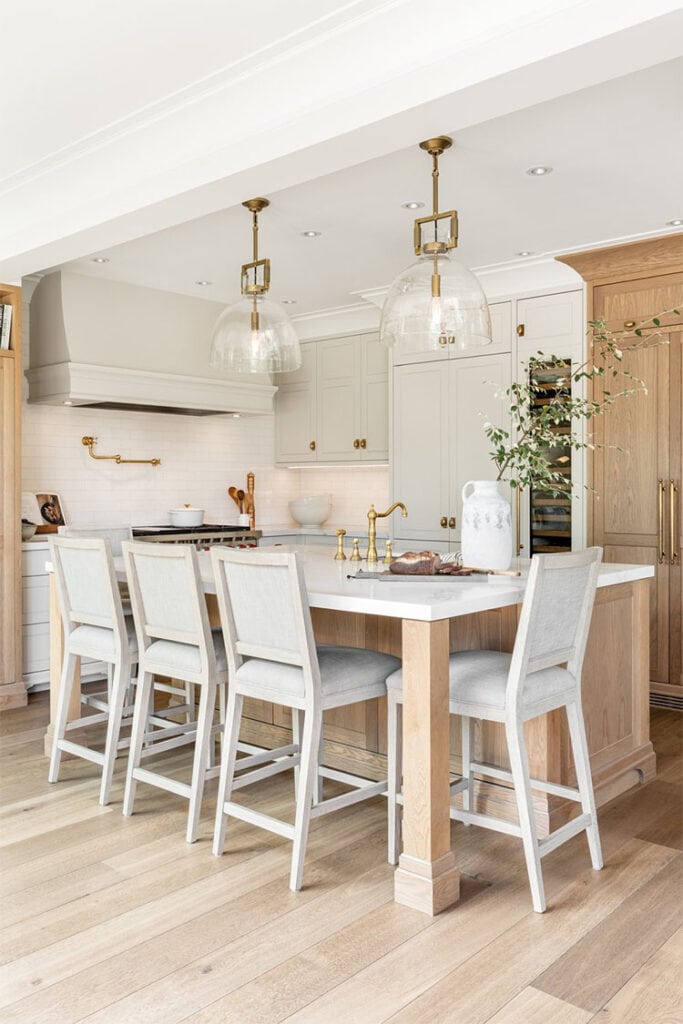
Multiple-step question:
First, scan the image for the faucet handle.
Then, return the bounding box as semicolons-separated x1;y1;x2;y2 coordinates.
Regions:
350;538;362;562
334;529;347;561
383;540;394;565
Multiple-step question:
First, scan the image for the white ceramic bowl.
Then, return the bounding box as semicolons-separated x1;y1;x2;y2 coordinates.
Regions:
288;494;332;527
169;506;204;527
21;522;37;541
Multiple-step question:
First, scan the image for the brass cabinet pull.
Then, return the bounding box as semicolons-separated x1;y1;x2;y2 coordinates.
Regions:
360;438;367;449
671;480;679;565
440;516;448;528
448;516;456;529
309;440;316;451
658;480;666;563
353;438;360;449
624;320;636;329
438;336;448;346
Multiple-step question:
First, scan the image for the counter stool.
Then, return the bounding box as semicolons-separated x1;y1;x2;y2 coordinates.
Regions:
211;547;401;891
387;547;604;913
48;536;138;806
121;541;228;843
58;526;194;728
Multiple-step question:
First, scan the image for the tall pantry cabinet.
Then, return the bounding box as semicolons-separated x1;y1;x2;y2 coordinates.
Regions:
559;236;683;705
0;283;26;709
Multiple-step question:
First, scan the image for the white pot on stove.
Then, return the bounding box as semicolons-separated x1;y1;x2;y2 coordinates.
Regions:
169;505;204;527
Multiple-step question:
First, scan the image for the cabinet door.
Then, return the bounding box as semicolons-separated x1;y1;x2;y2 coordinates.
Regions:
274;344;316;463
316;337;360;461
448;353;511;543
359;334;388;461
592;322;681;687
392;361;450;544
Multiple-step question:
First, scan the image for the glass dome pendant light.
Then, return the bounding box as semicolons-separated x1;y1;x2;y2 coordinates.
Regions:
380;136;492;354
209;197;301;373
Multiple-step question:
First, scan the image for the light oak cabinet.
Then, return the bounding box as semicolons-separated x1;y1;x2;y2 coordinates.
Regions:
275;333;388;465
559;236;683;703
0;283;25;709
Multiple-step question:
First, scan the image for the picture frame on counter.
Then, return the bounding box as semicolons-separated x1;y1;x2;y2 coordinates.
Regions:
35;492;66;529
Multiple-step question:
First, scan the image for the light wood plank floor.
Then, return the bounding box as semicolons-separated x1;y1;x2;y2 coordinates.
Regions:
0;694;681;1023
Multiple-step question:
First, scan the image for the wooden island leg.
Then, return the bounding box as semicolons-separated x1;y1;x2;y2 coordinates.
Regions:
394;617;460;915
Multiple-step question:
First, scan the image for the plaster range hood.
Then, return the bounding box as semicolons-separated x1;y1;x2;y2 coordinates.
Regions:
26;271;277;415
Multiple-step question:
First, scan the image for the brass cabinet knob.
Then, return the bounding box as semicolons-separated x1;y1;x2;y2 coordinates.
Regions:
353;438;360;449
309;440;316;451
624;320;636;329
440;516;448;528
448;516;456;529
360;438;367;449
438;336;448;346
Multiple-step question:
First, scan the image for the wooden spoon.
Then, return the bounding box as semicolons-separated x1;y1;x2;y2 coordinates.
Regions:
237;489;245;513
228;486;240;509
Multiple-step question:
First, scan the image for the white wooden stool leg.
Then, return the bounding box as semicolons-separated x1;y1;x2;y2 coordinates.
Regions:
506;719;546;913
186;678;217;844
566;700;603;870
290;708;322;892
48;652;79;783
213;689;244;857
461;715;474;821
123;670;154;817
313;725;324;806
387;693;402;865
99;658;129;806
291;708;304;799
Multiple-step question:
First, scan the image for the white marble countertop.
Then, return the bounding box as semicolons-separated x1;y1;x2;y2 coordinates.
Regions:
262;546;653;621
260;525;388;539
44;543;655;623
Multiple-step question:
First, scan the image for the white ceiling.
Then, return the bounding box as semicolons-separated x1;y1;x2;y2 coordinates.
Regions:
2;0;682;301
53;58;683;315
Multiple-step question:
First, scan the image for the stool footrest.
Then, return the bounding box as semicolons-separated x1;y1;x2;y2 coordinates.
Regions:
222;801;296;840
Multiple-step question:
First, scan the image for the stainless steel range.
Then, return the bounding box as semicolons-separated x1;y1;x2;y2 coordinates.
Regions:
132;524;261;548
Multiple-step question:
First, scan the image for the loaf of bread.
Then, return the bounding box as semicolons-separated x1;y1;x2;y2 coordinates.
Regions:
389;551;441;575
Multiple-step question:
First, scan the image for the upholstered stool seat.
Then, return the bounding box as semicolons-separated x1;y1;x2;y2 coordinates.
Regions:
387;548;605;914
211;548;400;892
48;536;139;806
122;541;229;843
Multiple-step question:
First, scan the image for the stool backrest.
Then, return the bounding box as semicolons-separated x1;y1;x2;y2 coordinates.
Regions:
58;526;133;558
508;547;602;710
122;541;214;672
49;536;127;642
211;548;319;696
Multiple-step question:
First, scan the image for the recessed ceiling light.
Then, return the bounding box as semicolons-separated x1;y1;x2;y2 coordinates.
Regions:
281;299;297;305
91;257;109;263
195;280;212;286
301;230;321;238
401;201;425;210
516;250;535;257
63;400;73;406
526;166;553;176
666;218;683;226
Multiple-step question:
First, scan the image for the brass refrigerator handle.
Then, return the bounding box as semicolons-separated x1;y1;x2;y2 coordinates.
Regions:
515;487;523;555
671;480;679;565
658;480;666;563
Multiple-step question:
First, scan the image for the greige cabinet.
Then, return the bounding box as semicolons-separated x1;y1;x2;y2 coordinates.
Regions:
274;333;388;465
392;351;511;548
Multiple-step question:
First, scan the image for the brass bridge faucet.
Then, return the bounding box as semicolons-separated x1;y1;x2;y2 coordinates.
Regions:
366;502;408;564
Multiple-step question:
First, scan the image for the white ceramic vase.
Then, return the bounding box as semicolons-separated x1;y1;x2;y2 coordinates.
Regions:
460;480;513;570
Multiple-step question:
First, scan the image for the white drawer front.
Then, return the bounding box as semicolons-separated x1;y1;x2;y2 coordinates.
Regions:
22;576;49;623
23;549;50;577
23;622;50;674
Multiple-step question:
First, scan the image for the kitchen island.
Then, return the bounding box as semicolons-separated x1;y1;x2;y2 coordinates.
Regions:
45;546;655;916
